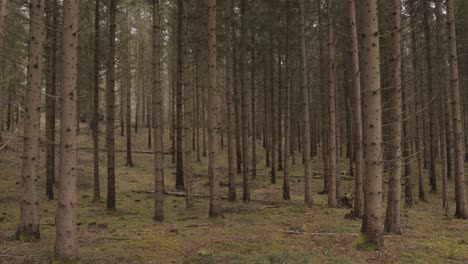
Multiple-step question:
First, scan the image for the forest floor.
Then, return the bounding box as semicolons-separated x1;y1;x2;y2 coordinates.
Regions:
0;125;467;263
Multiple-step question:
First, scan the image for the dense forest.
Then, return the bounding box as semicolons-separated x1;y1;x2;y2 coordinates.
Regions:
0;0;468;263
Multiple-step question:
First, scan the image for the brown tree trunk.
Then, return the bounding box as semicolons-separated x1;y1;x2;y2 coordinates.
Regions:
208;0;223;217
45;0;58;201
153;0;164;222
16;0;45;242
92;0;101;201
283;0;291;200
106;0;117;210
0;0;5;143
175;0;185;190
226;1;236;201
384;0;403;234
125;16;133;167
358;0;384;248
54;0;79;259
299;0;312;208
447;0;468;219
327;0;337;207
240;0;251;203
251;35;257;179
423;1;437;193
349;0;363;218
182;0;193;208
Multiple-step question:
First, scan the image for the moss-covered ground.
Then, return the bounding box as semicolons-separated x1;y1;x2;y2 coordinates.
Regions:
0;126;467;263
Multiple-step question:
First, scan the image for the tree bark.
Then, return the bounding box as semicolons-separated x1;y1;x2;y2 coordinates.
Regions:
283;0;291;200
348;0;363;218
54;0;79;259
299;0;312;208
384;0;403;234
176;0;185;190
327;0;337;208
208;0;223;217
45;0;58;201
106;0;117;210
358;0;384;248
16;0;45;242
153;0;164;222
240;0;251;203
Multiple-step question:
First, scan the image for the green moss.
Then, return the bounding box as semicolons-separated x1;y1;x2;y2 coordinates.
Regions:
352;233;378;251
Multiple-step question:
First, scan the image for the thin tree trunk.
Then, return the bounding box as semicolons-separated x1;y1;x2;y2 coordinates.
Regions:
54;0;79;259
299;0;312;208
125;16;134;167
16;0;45;241
251;35;257;179
283;0;291;200
182;0;193;208
226;1;236;201
349;0;363;218
233;46;242;174
106;0;117;211
327;0;337;207
45;0;58;201
153;0;164;222
0;0;6;143
208;0;223;217
240;0;251;203
384;0;403;234
176;0;185;190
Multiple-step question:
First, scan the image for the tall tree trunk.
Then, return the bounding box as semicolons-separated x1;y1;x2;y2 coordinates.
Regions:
358;0;384;248
208;0;223;217
408;0;426;202
175;0;185;190
125;16;133;167
299;0;312;208
226;1;236;201
45;0;58;201
277;49;283;172
283;0;291;200
384;0;403;234
423;1;437;193
153;0;164;222
0;0;5;143
240;0;251;203
263;54;270;168
92;0;101;201
349;0;363;218
327;0;337;207
196;63;201;162
447;0;468;219
251;35;257;179
54;0;79;259
106;0;117;210
16;0;45;241
182;0;193;208
233;46;242;174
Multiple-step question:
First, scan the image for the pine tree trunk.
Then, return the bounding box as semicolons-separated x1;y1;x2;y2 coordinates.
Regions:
269;18;276;185
16;0;45;242
182;0;193;208
384;0;403;234
91;0;101;201
45;0;58;201
447;0;468;219
327;0;337;208
226;1;236;201
153;0;164;222
54;0;79;259
358;0;384;248
208;0;223;217
283;1;291;200
175;0;185;190
125;16;133;167
240;0;251;203
251;36;257;179
106;0;117;210
349;0;363;218
0;0;5;143
299;0;312;208
423;1;437;193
